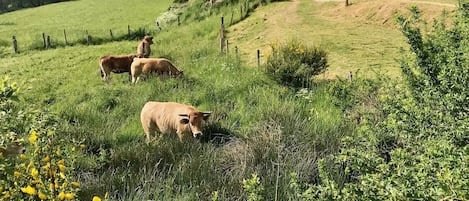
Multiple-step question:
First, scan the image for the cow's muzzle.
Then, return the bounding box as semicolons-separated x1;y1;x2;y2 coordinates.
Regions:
193;131;203;138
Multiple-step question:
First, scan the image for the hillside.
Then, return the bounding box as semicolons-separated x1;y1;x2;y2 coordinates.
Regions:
227;0;457;78
0;0;465;200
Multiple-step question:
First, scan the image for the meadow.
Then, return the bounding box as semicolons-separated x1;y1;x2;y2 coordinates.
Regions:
0;0;465;200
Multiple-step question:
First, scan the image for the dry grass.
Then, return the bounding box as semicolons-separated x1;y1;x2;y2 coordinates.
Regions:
226;0;457;79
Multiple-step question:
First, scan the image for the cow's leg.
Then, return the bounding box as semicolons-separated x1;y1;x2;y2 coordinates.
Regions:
141;118;153;142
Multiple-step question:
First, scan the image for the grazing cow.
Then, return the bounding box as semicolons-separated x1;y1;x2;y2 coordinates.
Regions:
137;35;154;58
99;54;139;83
0;142;25;157
131;58;183;84
140;101;211;142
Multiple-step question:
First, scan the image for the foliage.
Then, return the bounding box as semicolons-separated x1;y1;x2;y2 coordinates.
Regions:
243;173;264;201
265;40;328;88
0;0;73;14
292;5;469;200
0;78;83;200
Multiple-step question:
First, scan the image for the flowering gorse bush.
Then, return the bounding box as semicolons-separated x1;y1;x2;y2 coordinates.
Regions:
0;77;84;200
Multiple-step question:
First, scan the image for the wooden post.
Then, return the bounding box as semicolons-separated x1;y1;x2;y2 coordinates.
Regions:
63;29;68;45
109;29;114;39
46;35;51;48
226;40;229;55
235;46;238;57
345;0;349;6
257;49;260;67
128;24;131;38
42;33;46;48
220;16;225;53
177;16;181;26
12;36;18;54
348;71;353;81
230;11;234;25
86;30;92;45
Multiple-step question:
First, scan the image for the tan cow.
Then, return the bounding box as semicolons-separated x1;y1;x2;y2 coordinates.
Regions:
99;54;139;83
137;35;153;58
0;142;25;157
140;101;211;142
131;58;183;84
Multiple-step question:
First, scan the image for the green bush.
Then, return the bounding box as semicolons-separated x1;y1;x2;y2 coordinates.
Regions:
265;40;328;88
291;5;469;200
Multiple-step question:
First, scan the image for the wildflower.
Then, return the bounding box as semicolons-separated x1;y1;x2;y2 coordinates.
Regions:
59;164;66;172
20;154;27;159
64;193;75;200
58;191;65;200
21;186;37;195
79;144;86;149
14;171;21;177
92;196;102;201
71;182;80;187
58;159;65;165
38;192;47;200
43;156;50;162
29;131;38;144
60;172;66;179
31;167;39;178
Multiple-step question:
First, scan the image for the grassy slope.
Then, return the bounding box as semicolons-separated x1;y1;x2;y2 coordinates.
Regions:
227;0;457;78
0;0;456;200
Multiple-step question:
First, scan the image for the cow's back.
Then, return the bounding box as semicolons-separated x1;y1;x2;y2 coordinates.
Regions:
101;55;133;72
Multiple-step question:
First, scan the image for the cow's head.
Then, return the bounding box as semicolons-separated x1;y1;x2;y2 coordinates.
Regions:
144;36;154;44
170;70;184;78
179;111;211;138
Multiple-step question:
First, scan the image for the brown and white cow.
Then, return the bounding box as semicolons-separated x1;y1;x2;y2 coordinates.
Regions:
99;54;139;83
131;58;183;84
137;35;153;58
0;141;25;157
140;101;211;142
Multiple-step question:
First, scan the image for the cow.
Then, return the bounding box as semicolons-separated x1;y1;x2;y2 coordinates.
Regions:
137;35;154;58
0;141;25;157
99;54;139;83
130;58;183;84
140;101;211;142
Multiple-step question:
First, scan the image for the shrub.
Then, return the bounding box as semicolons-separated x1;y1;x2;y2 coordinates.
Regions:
265;40;328;88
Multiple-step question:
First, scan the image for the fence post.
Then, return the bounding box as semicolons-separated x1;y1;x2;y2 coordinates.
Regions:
226;39;229;55
257;49;260;67
86;30;92;45
220;16;225;54
177;16;181;26
230;11;234;25
109;29;114;40
46;35;51;48
12;36;18;54
345;0;349;6
63;29;68;45
235;45;238;57
348;71;353;81
128;24;131;38
42;33;46;48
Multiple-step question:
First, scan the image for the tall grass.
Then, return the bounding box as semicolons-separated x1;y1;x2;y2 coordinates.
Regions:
0;0;355;200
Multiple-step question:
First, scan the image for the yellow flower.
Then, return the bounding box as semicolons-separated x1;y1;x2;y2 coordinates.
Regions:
31;168;39;178
79;144;86;149
58;191;65;200
92;196;102;201
64;193;75;200
43;163;50;171
62;182;68;188
71;182;80;187
58;159;65;165
43;156;50;162
14;171;21;177
60;172;66;179
29;130;38;144
20;154;27;159
38;192;47;200
3;191;10;198
59;164;66;172
21;186;37;195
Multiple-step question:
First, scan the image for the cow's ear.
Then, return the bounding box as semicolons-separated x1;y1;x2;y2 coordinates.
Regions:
202;112;211;121
180;118;189;124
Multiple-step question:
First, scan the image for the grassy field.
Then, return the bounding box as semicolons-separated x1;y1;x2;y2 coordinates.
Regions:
0;0;456;200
